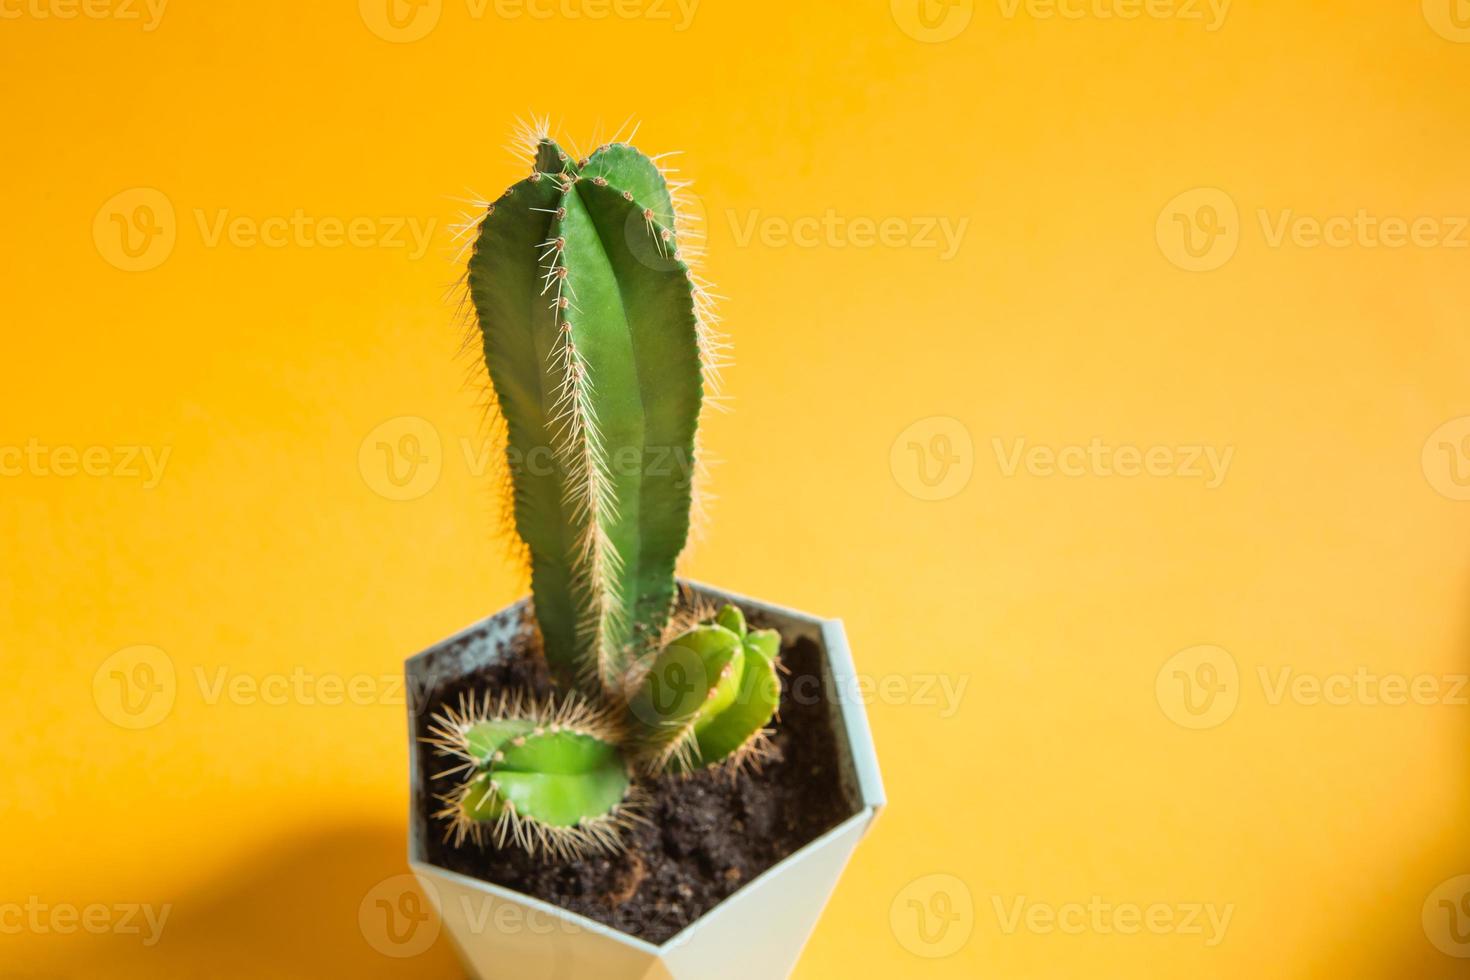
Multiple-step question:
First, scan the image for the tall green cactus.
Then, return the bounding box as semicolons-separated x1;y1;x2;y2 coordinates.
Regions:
467;126;710;695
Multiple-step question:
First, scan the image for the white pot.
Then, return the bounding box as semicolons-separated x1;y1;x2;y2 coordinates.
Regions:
403;580;885;979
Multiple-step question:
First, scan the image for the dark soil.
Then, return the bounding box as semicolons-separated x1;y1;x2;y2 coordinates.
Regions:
413;614;858;945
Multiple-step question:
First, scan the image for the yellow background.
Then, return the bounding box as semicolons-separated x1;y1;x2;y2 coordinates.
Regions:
3;0;1469;976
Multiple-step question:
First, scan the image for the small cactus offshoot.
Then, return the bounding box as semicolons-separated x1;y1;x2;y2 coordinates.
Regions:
430;120;782;860
630;604;782;773
427;693;639;859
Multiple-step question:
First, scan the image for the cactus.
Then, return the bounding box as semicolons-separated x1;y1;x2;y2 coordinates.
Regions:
427;693;639;859
432;122;781;859
466;120;716;696
629;604;782;773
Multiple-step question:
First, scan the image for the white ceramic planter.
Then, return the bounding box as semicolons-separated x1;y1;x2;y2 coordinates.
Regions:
404;580;885;979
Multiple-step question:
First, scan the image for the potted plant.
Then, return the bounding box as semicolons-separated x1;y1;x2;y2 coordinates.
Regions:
404;122;884;979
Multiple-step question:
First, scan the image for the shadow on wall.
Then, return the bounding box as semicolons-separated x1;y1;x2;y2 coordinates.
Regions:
1301;593;1470;980
23;824;465;980
1311;820;1470;980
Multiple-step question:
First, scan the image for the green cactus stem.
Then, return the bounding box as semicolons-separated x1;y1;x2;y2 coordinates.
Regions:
466;123;720;696
427;693;638;858
629;604;782;773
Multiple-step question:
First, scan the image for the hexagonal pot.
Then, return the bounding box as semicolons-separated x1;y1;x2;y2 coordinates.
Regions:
403;580;885;979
